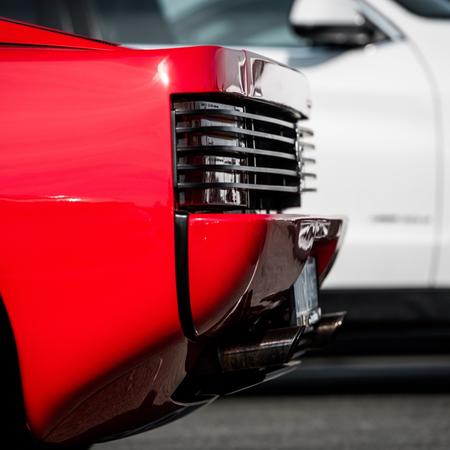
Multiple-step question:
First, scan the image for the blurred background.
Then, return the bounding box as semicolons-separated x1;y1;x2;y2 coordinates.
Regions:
2;0;450;448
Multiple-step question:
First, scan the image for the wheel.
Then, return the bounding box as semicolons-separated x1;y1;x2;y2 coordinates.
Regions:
0;300;92;450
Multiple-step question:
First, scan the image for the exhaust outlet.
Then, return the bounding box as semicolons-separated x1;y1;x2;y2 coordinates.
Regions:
173;313;345;403
310;312;346;349
218;313;346;372
219;326;304;372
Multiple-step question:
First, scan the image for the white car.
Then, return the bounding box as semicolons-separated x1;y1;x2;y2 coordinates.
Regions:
2;0;449;329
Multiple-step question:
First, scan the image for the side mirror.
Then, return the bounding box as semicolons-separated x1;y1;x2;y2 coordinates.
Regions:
289;0;376;48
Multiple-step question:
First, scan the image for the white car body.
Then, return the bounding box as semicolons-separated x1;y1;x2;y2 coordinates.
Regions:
245;0;450;291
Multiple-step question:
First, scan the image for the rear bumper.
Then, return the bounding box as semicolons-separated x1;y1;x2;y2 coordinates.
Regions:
21;212;344;445
175;213;345;337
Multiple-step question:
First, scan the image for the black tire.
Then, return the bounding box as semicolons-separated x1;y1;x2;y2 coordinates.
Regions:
0;299;91;450
14;433;91;450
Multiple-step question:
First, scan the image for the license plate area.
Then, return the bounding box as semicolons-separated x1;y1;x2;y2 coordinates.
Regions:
292;257;321;327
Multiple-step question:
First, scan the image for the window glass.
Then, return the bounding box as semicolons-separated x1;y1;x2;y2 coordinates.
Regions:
0;0;72;33
393;0;450;18
93;0;306;47
0;0;39;25
93;0;173;44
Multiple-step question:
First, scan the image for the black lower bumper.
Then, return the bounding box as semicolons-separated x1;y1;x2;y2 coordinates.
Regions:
173;312;346;403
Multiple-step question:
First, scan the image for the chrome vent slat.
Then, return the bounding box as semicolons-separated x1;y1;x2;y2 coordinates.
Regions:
175;108;296;130
177;182;300;193
176;145;297;161
298;141;315;149
173;96;315;211
177;164;299;177
175;125;296;145
298;126;314;137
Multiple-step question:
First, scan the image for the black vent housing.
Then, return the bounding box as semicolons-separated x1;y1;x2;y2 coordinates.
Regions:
172;94;315;212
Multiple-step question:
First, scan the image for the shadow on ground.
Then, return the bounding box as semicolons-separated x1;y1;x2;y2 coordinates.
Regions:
94;356;450;450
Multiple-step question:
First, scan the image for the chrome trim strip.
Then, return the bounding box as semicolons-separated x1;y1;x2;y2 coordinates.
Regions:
175;125;296;144
245;51;312;118
298;126;314;137
177;164;299;177
176;145;297;161
213;48;311;118
175;108;295;129
298;141;315;150
177;182;300;193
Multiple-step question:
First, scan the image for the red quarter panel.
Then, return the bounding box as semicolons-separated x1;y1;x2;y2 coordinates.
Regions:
0;46;180;441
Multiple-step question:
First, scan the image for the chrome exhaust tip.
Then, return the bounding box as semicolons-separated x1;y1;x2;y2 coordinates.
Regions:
219;312;346;372
309;312;346;349
173;312;345;403
219;326;304;372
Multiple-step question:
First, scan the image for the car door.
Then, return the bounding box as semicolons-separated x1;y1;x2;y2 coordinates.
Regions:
283;39;437;289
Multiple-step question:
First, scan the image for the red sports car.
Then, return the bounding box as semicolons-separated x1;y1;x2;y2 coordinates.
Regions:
0;18;345;449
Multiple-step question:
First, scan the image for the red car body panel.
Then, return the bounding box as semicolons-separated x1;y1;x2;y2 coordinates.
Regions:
0;44;179;441
189;214;341;336
0;19;343;445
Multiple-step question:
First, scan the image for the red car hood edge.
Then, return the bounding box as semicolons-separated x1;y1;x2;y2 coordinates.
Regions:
0;16;115;50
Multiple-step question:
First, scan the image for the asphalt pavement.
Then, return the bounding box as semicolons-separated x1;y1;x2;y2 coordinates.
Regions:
92;355;450;450
94;392;450;450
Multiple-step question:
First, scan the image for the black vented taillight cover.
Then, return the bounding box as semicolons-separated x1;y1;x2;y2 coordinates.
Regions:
172;95;315;212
